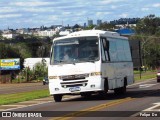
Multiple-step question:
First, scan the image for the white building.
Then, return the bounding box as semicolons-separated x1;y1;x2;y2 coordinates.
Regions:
59;31;71;36
16;28;29;34
23;58;50;70
2;33;17;39
115;24;136;28
38;30;56;37
2;30;12;34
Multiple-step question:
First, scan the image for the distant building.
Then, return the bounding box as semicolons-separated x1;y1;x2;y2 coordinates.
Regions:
55;26;65;32
97;20;102;26
110;18;140;25
16;28;29;34
59;31;71;36
84;23;86;28
88;20;93;26
38;30;56;37
2;33;17;39
2;30;12;34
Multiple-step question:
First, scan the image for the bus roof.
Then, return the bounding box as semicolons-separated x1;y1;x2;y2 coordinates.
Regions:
53;30;127;41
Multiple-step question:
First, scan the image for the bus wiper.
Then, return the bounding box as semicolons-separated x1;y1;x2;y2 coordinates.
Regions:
79;58;95;63
54;60;65;63
87;57;99;63
86;60;95;63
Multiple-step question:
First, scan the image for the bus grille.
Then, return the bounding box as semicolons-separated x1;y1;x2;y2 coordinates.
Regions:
60;73;89;81
60;74;89;88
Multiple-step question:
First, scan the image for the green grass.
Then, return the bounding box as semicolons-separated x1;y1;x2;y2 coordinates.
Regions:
134;71;156;81
0;89;50;105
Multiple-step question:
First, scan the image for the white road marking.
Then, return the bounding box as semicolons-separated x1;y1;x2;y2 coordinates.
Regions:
2;101;53;111
1;105;26;107
143;102;160;111
139;84;157;88
131;102;160;117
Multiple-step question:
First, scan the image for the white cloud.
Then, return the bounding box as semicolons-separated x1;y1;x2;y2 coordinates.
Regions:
99;0;127;4
48;15;59;21
141;7;149;11
96;12;112;17
0;7;18;13
0;14;22;18
22;7;55;13
61;12;72;16
119;13;128;18
9;1;53;7
75;11;87;16
0;0;160;30
153;3;160;7
111;5;117;9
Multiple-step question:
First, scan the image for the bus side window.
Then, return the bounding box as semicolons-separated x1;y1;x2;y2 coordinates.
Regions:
101;38;110;62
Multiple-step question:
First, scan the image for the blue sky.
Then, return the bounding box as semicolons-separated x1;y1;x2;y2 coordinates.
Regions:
0;0;160;30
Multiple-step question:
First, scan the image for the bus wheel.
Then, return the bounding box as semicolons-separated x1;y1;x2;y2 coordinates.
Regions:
53;94;62;102
114;86;126;95
99;79;108;97
114;79;127;95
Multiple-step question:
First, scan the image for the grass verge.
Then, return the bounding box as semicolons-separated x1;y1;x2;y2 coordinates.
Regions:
0;89;50;105
134;71;156;81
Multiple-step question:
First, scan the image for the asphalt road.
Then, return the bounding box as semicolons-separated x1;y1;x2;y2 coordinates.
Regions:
0;79;160;120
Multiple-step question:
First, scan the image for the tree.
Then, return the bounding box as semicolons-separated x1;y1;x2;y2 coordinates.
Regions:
73;24;81;29
84;24;96;30
0;43;19;59
135;14;160;36
34;62;48;79
96;22;116;31
129;14;160;69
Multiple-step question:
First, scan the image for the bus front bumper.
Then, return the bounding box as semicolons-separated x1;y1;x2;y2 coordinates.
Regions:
49;77;104;95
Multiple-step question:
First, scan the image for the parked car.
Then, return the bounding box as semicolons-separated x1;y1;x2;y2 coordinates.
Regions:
157;70;160;82
43;76;49;85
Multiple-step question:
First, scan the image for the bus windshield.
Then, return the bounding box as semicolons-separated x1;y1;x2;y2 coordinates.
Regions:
51;36;99;64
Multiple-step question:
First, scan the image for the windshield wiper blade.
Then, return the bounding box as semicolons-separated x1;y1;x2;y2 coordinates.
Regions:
86;60;95;63
79;58;95;63
54;60;65;63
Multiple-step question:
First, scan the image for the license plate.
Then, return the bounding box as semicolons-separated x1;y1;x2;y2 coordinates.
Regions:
69;86;81;92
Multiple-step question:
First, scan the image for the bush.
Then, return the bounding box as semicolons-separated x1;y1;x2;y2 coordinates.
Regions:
21;62;48;82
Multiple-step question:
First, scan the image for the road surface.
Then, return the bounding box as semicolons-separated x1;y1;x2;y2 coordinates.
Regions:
0;79;159;120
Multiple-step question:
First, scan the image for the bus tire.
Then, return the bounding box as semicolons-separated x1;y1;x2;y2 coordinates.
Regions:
114;78;127;95
99;79;108;97
53;94;62;102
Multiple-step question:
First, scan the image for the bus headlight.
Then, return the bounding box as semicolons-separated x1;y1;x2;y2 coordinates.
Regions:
90;72;102;76
49;76;58;79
